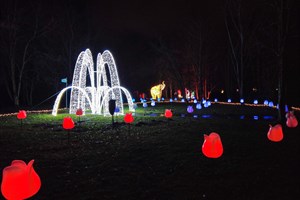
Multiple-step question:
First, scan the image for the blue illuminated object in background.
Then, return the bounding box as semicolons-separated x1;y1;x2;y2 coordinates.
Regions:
196;103;202;110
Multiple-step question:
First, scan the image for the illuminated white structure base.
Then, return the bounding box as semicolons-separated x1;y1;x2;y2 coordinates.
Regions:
52;49;134;116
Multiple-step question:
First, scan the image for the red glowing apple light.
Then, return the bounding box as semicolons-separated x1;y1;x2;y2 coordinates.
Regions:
1;160;41;200
285;111;298;128
76;108;83;116
124;113;134;124
165;109;173;118
17;110;27;120
267;124;283;142
202;132;223;158
63;116;75;130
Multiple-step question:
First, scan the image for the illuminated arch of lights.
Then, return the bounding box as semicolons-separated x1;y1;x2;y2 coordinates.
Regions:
52;49;134;116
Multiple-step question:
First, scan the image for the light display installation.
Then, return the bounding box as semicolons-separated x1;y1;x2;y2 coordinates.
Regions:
52;49;134;116
150;81;165;100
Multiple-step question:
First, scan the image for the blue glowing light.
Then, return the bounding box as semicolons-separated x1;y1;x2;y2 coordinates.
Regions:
196;103;202;110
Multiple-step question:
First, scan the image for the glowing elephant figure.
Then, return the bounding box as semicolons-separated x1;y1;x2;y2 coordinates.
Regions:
150;81;166;100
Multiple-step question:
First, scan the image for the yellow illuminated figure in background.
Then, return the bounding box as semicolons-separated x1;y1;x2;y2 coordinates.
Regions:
150;81;165;100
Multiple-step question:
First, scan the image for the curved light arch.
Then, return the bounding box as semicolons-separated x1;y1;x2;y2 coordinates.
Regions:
99;86;135;116
52;49;134;117
52;86;93;116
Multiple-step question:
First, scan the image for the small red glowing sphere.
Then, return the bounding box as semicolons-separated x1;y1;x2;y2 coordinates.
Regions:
17;110;27;120
63;116;75;130
1;160;41;200
202;132;223;158
267;124;283;142
165;109;173;118
124;113;134;124
285;112;298;128
76;108;83;116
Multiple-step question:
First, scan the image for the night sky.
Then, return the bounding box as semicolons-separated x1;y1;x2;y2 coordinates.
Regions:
86;0;227;89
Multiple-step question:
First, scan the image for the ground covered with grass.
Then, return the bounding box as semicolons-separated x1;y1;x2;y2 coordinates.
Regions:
0;103;299;199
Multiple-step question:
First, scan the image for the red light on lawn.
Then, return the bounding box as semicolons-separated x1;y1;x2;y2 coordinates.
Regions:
63;116;75;130
76;108;83;116
17;110;27;120
285;111;298;128
267;124;283;142
1;160;41;200
202;132;223;158
124;113;134;124
165;109;172;118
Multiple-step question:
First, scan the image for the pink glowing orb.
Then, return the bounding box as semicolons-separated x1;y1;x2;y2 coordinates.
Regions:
165;109;173;118
1;160;41;200
17;110;27;120
76;108;83;116
124;113;134;124
267;124;283;142
187;106;194;113
285;111;298;128
63;116;75;130
202;132;223;158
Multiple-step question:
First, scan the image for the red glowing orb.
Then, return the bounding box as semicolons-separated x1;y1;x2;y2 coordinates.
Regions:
1;160;41;200
285;112;298;128
267;124;283;142
17;110;27;120
124;113;134;124
63;116;75;130
76;108;83;116
202;132;223;158
165;109;173;118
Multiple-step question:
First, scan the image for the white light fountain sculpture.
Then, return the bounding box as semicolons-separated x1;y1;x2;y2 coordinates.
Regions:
52;49;134;116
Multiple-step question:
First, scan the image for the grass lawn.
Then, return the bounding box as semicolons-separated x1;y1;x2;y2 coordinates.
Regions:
0;102;299;199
